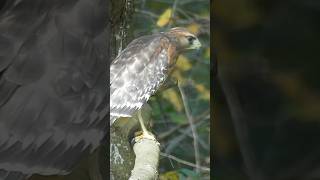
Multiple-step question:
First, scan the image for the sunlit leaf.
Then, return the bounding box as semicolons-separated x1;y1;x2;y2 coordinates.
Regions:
195;83;210;100
171;69;184;82
162;89;183;112
176;55;192;71
157;8;172;27
187;23;200;34
160;171;179;180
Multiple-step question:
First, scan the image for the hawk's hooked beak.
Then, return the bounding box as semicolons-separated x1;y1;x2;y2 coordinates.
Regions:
188;38;201;50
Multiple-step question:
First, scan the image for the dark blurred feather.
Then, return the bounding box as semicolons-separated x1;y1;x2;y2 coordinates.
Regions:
0;0;108;179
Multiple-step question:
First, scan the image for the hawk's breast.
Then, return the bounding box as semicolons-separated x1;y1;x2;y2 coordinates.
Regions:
110;35;173;124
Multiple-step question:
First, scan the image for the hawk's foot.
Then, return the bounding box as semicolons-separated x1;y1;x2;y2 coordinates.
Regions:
134;130;157;143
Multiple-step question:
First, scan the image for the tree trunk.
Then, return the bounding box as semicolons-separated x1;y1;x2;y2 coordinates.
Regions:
109;0;136;179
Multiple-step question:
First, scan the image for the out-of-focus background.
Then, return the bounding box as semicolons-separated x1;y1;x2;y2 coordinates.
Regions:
130;0;210;179
214;0;320;179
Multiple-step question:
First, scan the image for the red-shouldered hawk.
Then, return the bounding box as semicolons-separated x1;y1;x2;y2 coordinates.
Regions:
110;27;201;136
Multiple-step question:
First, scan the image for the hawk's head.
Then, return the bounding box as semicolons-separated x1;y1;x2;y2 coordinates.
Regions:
165;27;202;51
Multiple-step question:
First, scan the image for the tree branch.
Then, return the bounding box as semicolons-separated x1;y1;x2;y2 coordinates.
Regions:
177;81;201;174
129;138;160;180
160;152;210;172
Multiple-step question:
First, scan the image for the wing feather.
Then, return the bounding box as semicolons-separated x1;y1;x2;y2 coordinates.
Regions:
110;34;171;124
0;0;108;177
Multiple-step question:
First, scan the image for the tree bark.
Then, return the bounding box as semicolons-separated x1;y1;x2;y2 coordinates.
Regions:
129;137;160;180
109;0;135;179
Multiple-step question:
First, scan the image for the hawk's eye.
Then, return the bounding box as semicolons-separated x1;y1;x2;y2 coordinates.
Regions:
187;36;196;43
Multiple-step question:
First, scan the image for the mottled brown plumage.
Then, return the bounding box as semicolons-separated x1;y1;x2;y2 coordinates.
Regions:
110;27;201;125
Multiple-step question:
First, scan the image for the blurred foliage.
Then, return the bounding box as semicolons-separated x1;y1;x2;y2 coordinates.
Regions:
160;169;202;180
157;8;173;27
214;0;320;179
131;0;210;179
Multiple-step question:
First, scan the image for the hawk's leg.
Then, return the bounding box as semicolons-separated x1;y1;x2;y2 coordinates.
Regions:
134;109;157;142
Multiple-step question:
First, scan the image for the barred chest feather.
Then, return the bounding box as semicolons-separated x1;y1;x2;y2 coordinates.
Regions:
110;37;172;124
